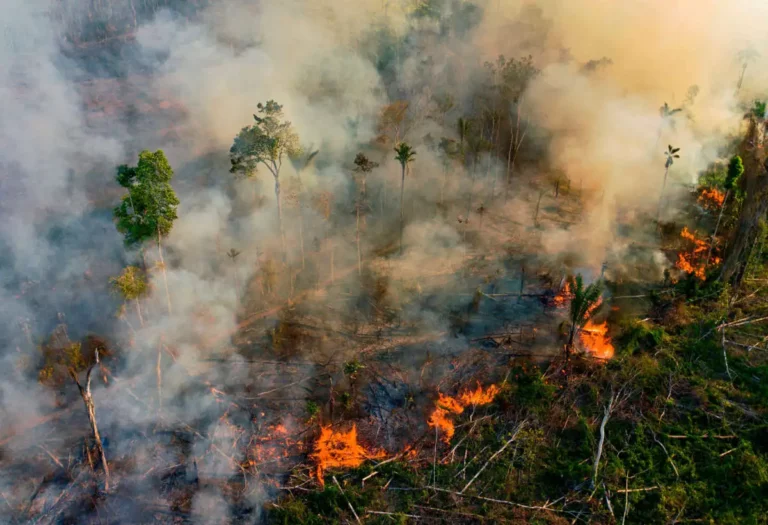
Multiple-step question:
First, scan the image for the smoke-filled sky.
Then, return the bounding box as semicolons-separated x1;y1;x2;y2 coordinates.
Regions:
1;0;767;521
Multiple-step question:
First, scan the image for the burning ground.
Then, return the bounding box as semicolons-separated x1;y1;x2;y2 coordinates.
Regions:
2;0;768;524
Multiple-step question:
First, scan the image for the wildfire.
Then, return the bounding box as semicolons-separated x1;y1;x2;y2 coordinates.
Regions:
579;320;615;359
311;425;384;486
428;383;500;443
248;423;300;467
553;281;573;307
698;188;725;209
675;227;719;280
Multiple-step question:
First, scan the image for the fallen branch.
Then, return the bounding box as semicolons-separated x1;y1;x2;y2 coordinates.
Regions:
665;434;736;439
367;510;421;519
592;393;616;489
614;486;659;494
426;486;566;513
461;421;525;493
333;476;361;525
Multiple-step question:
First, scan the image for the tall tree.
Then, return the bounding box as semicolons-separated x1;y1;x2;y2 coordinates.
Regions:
39;328;111;490
721;113;768;286
736;48;760;92
289;148;320;269
114;150;179;316
706;156;744;266
110;266;148;328
394;142;416;254
353;153;379;275
657;145;680;222
230;101;300;261
566;275;603;364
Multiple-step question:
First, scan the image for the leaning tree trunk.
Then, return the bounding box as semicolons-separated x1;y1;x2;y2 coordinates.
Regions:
721;119;768;287
72;363;110;490
706;190;730;267
656;166;670;223
134;297;144;328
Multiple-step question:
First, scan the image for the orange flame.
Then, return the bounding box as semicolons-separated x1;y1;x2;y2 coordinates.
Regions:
676;227;719;280
249;423;298;466
698;188;725;209
553;281;574;307
312;425;384;486
579;320;615;359
428;384;500;443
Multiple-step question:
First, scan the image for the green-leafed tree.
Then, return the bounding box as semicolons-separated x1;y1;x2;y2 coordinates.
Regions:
566;275;603;362
707;156;744;266
110;266;149;328
394;142;416;255
230;101;300;261
114;150;179;315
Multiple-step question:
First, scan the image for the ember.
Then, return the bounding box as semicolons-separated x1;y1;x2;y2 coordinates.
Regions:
579;320;615;359
428;384;500;443
552;281;573;307
698;188;725;209
311;425;384;486
675;226;719;280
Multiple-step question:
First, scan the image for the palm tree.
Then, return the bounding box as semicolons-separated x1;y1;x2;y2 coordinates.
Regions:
394;142;416;254
352;153;379;275
226;248;241;292
566;275;603;364
657;145;680;222
654;102;682;152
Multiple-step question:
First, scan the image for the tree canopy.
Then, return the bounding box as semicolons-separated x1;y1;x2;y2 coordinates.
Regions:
113;150;179;246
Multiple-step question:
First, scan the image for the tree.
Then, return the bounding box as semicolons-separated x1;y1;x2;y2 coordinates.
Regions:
721;115;768;286
110;266;148;328
394;142;416;254
230;101;300;261
654;103;683;152
39;327;111;490
737;48;760;92
114;150;179;315
566;275;603;364
707;156;744;266
657;145;680;222
226;248;242;292
288;148;320;269
353;153;379;276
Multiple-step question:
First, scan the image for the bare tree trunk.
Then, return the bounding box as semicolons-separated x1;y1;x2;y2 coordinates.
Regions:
299;215;306;270
591;393;615;490
356;205;362;276
534;190;544;225
157;344;162;410
399;164;406;255
463;157;477;244
156;230;172;315
656;166;670;223
737;63;748;92
134;298;144;328
72;361;110;490
274;175;287;263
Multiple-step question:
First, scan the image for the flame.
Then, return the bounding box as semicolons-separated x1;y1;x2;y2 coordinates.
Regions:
428;384;500;443
249;423;298;466
311;425;384;486
579;320;615;359
675;227;719;280
698;188;725;209
553;281;574;307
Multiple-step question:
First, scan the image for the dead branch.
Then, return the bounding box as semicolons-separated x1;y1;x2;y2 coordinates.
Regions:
461;421;525;493
333;476;361;525
367;510;422;519
591;393;615;489
614;486;659;493
425;486;566;513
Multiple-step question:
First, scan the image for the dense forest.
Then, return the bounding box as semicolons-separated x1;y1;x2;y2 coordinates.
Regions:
1;0;768;523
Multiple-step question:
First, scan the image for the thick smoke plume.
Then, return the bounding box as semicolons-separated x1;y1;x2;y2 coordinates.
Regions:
1;0;766;522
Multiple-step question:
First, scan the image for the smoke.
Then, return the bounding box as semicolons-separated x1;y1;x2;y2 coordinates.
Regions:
1;0;767;522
